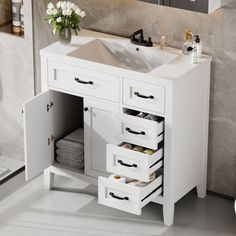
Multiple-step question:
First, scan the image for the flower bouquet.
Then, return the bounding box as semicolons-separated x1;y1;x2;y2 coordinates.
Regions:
46;1;86;44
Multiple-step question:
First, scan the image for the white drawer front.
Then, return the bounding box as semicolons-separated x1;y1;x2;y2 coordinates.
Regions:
98;175;163;215
118;113;164;150
48;61;120;102
107;144;163;182
123;78;165;114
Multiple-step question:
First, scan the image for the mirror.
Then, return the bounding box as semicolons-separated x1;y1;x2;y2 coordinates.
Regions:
139;0;221;14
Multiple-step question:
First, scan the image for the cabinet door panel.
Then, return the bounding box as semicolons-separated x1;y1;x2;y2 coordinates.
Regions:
84;99;119;178
23;90;53;180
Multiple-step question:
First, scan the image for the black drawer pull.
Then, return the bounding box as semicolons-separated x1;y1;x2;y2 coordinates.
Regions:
126;127;145;135
74;77;93;85
118;160;137;168
109;192;129;201
134;91;154;99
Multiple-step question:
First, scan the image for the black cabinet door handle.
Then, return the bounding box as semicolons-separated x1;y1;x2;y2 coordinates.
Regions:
109;192;129;201
134;91;154;99
118;160;137;168
74;77;93;85
126;127;145;135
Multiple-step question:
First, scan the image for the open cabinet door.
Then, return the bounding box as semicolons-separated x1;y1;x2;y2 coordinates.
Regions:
23;90;53;181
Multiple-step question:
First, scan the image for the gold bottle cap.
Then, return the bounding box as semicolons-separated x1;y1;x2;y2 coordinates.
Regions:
184;29;193;41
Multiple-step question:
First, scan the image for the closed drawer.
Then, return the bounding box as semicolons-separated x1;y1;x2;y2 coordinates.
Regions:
48;61;120;102
118;111;164;150
98;174;163;215
123;78;165;114
107;143;163;182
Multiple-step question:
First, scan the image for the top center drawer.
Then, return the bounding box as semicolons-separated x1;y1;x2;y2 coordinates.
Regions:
48;61;120;102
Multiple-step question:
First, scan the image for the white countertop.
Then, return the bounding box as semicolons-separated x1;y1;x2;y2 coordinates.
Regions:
41;29;212;81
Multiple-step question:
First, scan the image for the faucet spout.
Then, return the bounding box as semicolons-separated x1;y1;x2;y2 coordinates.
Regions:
130;29;153;47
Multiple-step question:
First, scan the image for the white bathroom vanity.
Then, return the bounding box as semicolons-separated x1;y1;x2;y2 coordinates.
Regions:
23;30;211;226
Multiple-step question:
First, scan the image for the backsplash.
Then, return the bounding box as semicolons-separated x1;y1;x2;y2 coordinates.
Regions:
33;0;236;197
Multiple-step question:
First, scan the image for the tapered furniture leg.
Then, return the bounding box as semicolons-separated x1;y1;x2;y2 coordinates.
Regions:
197;180;207;198
163;203;175;226
44;169;55;190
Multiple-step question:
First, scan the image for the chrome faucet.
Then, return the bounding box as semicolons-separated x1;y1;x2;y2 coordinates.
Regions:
130;29;153;47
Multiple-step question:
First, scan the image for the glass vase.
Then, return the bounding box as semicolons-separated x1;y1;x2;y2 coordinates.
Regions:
58;27;72;45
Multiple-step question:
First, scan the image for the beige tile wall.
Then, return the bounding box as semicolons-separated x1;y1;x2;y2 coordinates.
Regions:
0;0;11;26
33;0;236;197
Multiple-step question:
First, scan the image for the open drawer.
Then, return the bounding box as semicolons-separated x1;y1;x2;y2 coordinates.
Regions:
118;111;164;150
107;143;163;182
98;174;163;215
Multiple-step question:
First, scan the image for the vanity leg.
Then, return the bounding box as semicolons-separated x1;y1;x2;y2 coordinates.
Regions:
197;180;207;198
163;203;175;226
44;169;55;190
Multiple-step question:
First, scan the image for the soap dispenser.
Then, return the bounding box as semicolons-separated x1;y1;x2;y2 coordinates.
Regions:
193;35;202;57
182;29;193;55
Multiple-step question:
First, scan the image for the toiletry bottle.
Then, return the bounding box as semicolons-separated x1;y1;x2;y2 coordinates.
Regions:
193;35;202;57
12;0;21;35
192;45;198;64
182;29;193;55
20;0;24;36
160;36;168;50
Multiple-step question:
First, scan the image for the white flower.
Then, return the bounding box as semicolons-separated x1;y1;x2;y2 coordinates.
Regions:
52;8;58;15
46;8;53;15
75;8;86;17
80;11;86;18
56;1;62;8
61;2;67;10
66;9;72;16
47;2;54;10
75;8;81;15
56;17;62;23
62;9;67;16
71;3;77;10
66;1;72;9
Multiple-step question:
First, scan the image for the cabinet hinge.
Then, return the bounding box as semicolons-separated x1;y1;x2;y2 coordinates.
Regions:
48;135;55;145
47;101;54;112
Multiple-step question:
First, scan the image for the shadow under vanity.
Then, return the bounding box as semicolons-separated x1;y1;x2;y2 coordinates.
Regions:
23;30;211;226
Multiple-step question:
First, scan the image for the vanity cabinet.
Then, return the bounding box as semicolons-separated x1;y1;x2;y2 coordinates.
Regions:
23;30;211;226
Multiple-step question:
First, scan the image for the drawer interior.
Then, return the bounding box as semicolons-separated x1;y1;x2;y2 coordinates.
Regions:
98;170;163;215
107;142;164;182
123;107;164;123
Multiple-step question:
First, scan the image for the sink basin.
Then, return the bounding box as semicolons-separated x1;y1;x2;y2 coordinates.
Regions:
69;38;178;73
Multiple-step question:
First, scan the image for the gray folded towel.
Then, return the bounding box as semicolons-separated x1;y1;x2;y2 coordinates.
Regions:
65;128;84;143
56;140;84;154
57;155;84;169
56;128;84;153
56;149;84;161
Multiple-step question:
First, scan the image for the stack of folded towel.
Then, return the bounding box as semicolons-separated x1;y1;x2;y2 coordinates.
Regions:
56;128;84;169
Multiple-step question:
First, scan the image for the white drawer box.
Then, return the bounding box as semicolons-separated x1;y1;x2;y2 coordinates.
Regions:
98;174;163;215
123;78;165;114
107;143;163;182
118;112;164;150
48;61;120;102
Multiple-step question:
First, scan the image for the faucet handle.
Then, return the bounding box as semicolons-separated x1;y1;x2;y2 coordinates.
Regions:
148;37;153;47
